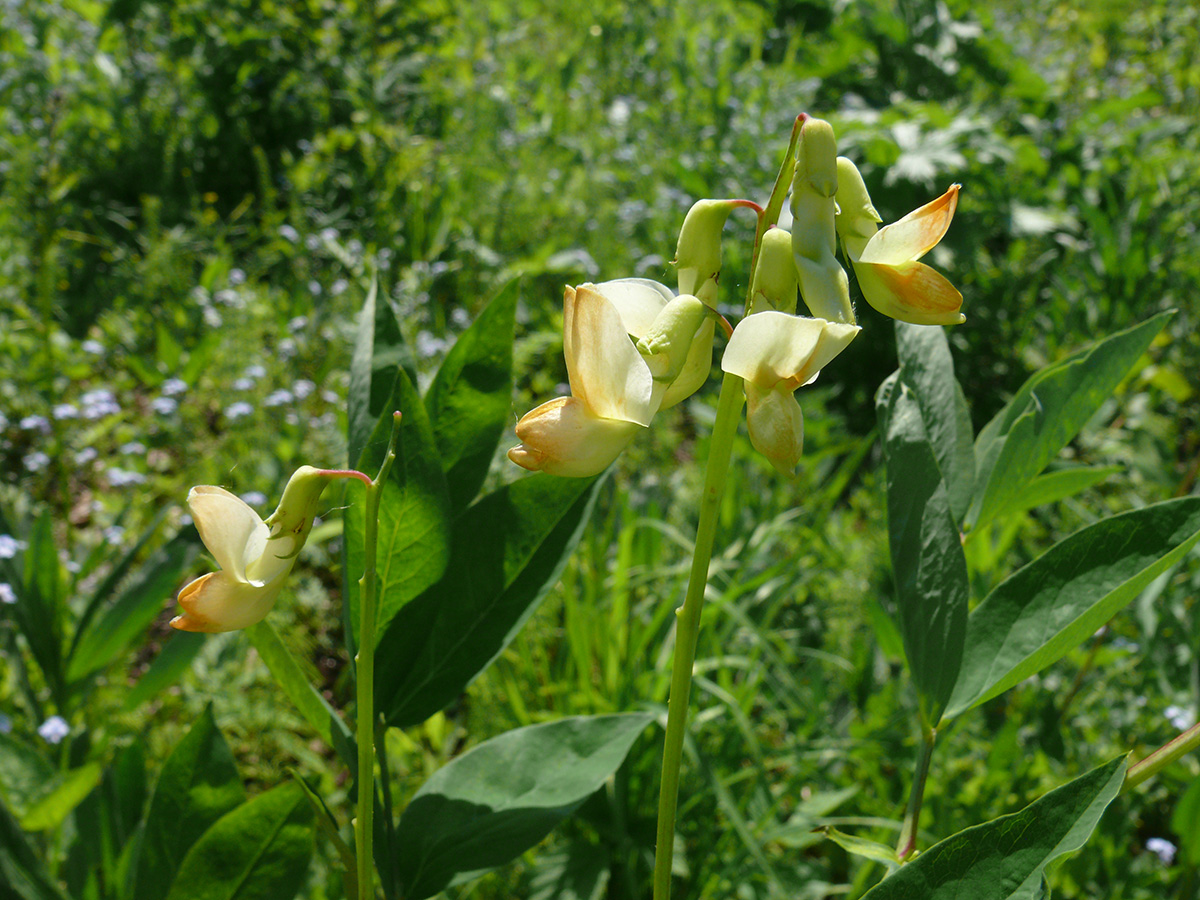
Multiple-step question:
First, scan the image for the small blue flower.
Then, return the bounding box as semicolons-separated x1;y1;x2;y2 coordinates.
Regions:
243;364;267;380
52;404;79;420
0;535;24;559
1146;837;1177;865
81;389;120;420
239;491;268;508
279;224;300;243
108;468;147;487
228;268;246;286
38;716;70;745
104;525;126;544
121;441;146;455
264;389;293;408
162;378;188;396
225;401;254;421
82;339;105;355
232;377;255;391
292;379;315;399
24;451;51;472
151;397;179;415
1165;706;1195;731
0;582;16;604
19;415;50;433
75;447;99;465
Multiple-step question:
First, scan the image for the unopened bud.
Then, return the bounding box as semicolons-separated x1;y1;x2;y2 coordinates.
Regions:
793;117;838;198
750;228;799;314
675;199;740;304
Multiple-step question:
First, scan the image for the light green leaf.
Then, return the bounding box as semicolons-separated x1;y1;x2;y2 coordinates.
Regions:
876;372;969;726
861;756;1127;899
395;713;653;899
18;763;102;832
993;464;1123;521
819;827;901;874
375;474;603;728
164;782;313;900
968;312;1171;531
945;497;1200;720
425;280;519;510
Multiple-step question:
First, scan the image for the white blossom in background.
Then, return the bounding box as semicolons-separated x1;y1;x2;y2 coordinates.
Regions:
239;491;268;508
81;389;120;420
24;451;51;472
108;468;147;487
1146;838;1177;865
279;224;300;243
52;404;78;420
264;390;293;408
151;397;179;415
162;378;188;396
292;379;315;399
0;535;23;558
38;716;70;745
225;402;254;421
20;415;50;433
75;447;99;465
0;583;16;604
82;339;105;355
1165;705;1196;731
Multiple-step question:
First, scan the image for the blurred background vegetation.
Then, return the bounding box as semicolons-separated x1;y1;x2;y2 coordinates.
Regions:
1;0;1197;896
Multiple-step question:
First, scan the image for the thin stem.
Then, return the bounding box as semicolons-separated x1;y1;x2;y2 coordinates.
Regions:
896;727;936;860
652;372;745;900
356;412;401;900
1125;720;1200;791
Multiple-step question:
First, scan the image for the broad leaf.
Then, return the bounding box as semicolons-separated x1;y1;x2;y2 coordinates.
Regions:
395;713;653;899
895;322;975;523
861;755;1126;899
19;763;102;832
993;464;1123;521
0;734;53;819
945;497;1200;719
344;373;452;644
376;474;603;728
0;798;66;900
348;278;418;468
968;312;1171;531
164;782;314;900
67;530;199;683
877;372;969;726
425;280;519;510
131;706;245;900
528;842;611;900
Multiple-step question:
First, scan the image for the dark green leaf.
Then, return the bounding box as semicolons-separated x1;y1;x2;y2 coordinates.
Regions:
0;798;66;900
994;465;1123;520
395;713;652;899
13;514;65;702
348;278;418;468
164;782;314;900
0;735;53;819
876;372;969;726
67;530;199;683
425;280;519;510
895;322;975;523
131;706;245;900
528;842;611;900
70;506;165;640
860;756;1126;899
945;497;1200;719
968;312;1171;531
123;632;206;711
344;372;452;643
245;621;356;773
376;474;603;728
1172;775;1200;865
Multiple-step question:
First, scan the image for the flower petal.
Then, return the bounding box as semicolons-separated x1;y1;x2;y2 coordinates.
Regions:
745;382;804;476
722;311;859;389
854;259;965;326
509;396;643;477
187;486;269;582
857;185;959;265
659;316;715;409
170;570;285;633
591;279;673;338
566;285;655;425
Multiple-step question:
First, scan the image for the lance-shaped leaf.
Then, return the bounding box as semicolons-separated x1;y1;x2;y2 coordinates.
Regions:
131;706;245;900
164;782;314;900
894;322;975;524
969;312;1172;531
877;372;969;726
945;497;1200;719
344;373;452;647
0;797;66;900
376;474;603;728
861;755;1126;899
425;281;518;510
395;713;653;899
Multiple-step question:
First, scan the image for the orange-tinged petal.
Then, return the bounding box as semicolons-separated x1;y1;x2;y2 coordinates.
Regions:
566;285;655;425
170;570;286;633
854;259;965;326
509;396;644;477
858;185;959;266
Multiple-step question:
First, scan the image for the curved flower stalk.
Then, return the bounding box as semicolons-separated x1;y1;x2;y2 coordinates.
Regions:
171;466;362;632
722;311;860;474
835;157;963;325
507;280;712;477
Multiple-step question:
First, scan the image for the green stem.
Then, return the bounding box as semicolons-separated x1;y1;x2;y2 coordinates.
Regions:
652;372;745;900
356;412;401;900
896;727;936;860
1125;719;1200;791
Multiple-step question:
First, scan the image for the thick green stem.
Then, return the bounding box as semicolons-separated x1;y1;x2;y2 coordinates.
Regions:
896;727;936;860
652;372;745;900
356;413;401;900
1125;720;1200;791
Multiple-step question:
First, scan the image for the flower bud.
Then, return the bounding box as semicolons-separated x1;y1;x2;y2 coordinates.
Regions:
793;117;838;198
675;199;741;304
749;227;799;315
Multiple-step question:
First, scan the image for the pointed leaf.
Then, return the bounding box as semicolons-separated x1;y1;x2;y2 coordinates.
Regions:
164;782;314;900
994;465;1123;521
395;713;652;899
376;474;603;728
861;756;1126;899
0;798;67;900
344;373;452;643
528;842;611;900
123;632;206;711
895;322;975;523
819;828;900;874
425;280;518;510
969;312;1172;530
348;278;418;468
945;497;1200;719
132;706;245;900
12;514;65;700
19;763;102;832
876;373;968;726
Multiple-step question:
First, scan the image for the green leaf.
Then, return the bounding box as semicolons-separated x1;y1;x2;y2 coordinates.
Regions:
876;372;969;726
123;632;206;711
395;713;653;899
12;514;66;701
819;827;900;874
1172;775;1200;865
245;621;356;773
425;280;519;510
19;763;102;832
945;497;1200;719
344;372;452;644
0;734;53;819
968;312;1172;531
348;277;418;468
895;322;975;523
131;706;245;900
993;464;1123;521
860;755;1127;899
164;782;314;900
0;798;67;900
375;474;603;728
67;530;199;683
528;842;611;900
